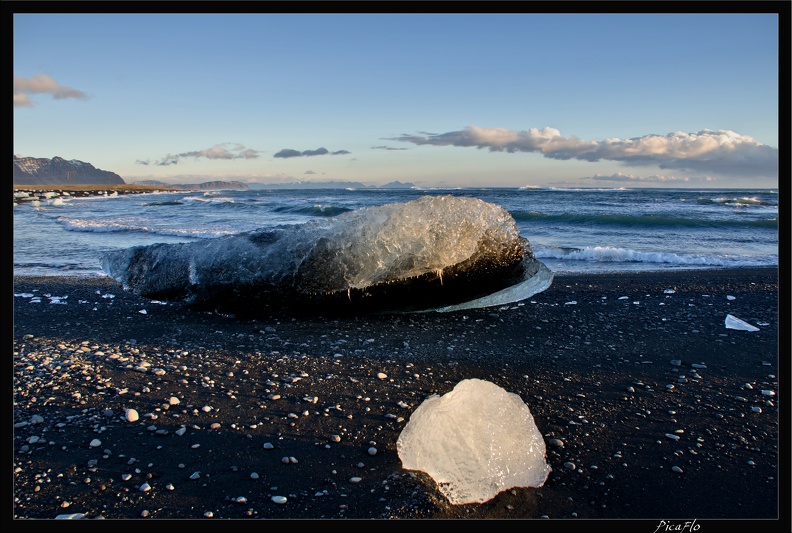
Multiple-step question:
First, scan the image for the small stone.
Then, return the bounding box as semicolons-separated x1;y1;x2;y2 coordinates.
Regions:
377;372;388;380
671;466;683;473
125;409;139;423
368;447;377;456
89;439;102;448
272;495;287;504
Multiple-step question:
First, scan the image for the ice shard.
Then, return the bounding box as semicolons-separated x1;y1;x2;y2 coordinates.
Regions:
100;195;552;315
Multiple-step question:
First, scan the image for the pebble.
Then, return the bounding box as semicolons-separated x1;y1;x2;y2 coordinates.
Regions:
271;496;287;504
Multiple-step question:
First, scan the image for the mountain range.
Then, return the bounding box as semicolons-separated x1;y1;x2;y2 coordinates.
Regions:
14;156;125;186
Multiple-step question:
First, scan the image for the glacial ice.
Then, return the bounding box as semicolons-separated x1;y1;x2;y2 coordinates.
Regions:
100;195;552;315
725;314;760;331
396;378;551;505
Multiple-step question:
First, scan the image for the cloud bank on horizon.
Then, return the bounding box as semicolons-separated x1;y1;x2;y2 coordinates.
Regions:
390;126;778;178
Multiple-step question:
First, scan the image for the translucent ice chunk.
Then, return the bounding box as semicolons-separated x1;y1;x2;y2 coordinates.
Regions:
101;195;551;315
725;314;760;331
396;378;551;505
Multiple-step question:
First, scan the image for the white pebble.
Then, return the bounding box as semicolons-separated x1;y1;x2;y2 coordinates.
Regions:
272;496;287;504
125;409;139;423
377;372;388;380
349;477;362;483
671;466;684;473
89;439;102;448
368;447;377;456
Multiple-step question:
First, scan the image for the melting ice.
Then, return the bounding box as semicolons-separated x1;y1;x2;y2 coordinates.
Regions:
397;378;551;505
100;195;552;315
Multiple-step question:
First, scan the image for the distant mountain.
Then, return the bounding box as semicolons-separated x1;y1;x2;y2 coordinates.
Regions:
13;156;125;186
380;180;417;189
134;180;249;191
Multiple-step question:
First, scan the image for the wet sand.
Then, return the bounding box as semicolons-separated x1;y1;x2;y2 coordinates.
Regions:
11;268;785;526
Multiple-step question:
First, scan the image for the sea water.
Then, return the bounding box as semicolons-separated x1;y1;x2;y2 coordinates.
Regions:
13;187;778;278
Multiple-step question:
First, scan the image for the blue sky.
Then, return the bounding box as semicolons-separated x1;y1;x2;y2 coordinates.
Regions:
13;11;782;188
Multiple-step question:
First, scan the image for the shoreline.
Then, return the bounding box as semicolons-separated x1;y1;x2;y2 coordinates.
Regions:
12;267;784;523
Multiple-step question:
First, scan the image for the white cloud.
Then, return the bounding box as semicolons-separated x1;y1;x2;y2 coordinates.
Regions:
391;126;778;178
137;143;262;166
13;74;89;106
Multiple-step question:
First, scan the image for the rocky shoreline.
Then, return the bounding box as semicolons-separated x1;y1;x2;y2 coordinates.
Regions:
12;268;784;523
13;185;176;206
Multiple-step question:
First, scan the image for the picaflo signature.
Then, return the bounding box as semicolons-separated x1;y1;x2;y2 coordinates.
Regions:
654;519;700;533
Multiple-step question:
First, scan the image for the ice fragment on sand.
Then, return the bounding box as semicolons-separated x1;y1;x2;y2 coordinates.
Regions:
396;378;551;505
725;314;760;332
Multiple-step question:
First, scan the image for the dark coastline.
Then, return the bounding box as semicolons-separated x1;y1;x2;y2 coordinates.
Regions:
11;267;786;526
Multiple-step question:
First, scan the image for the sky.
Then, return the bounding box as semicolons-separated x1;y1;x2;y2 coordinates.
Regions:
12;10;784;189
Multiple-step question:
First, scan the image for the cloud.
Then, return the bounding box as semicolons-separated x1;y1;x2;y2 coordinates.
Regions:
137;143;261;166
274;147;351;158
14;74;89;107
371;145;408;151
391;126;778;177
583;172;717;183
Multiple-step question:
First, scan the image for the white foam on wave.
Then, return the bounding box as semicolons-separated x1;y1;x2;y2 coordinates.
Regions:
534;246;777;267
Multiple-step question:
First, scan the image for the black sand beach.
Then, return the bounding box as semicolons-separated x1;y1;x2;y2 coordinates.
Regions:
11;268;785;526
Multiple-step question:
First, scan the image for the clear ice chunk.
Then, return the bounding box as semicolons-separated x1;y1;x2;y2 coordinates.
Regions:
396;378;551;505
725;314;760;331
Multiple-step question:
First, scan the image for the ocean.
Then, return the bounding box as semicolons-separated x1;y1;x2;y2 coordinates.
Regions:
13;186;779;279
